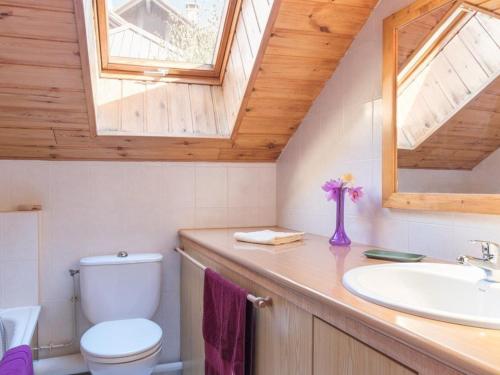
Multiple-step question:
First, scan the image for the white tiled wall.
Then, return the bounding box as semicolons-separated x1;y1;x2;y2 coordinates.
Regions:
399;149;500;194
277;0;500;262
0;212;39;308
0;160;276;361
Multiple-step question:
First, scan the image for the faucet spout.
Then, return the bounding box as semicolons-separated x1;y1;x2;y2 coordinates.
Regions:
458;240;500;283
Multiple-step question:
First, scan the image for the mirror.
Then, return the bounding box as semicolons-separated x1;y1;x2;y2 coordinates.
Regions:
396;3;500;194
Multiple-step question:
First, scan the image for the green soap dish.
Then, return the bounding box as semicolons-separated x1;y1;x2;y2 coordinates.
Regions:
363;249;425;262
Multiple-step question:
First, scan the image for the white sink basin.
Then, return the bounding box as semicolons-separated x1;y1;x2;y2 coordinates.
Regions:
343;263;500;329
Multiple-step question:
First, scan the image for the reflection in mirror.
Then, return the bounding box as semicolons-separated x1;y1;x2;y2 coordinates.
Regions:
396;3;500;194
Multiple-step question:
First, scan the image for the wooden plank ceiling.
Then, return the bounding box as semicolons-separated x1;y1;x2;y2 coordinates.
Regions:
397;0;500;170
398;78;500;170
0;0;378;161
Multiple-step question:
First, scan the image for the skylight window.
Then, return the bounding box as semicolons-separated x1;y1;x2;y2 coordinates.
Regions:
96;0;239;81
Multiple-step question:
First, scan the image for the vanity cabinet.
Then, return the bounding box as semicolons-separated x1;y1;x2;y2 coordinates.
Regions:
180;248;313;375
179;233;469;375
179;248;416;375
313;318;415;375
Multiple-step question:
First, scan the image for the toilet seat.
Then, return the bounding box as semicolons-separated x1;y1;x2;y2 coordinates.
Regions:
81;318;163;364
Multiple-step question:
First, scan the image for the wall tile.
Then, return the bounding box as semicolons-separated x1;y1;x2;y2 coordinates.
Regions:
227;207;260;227
0;212;39;308
195;167;227;208
0;260;38;308
228;167;261;208
195;207;228;228
0;160;276;362
408;222;454;260
0;212;38;261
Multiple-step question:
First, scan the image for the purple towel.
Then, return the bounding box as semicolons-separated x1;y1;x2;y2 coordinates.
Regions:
203;268;253;375
0;345;33;375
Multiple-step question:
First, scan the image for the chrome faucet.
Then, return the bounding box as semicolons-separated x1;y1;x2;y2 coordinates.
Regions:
457;240;500;283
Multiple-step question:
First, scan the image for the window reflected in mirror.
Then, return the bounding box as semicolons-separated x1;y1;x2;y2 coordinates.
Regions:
396;3;500;194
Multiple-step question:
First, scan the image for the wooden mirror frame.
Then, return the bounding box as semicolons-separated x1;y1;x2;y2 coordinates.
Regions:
382;0;500;215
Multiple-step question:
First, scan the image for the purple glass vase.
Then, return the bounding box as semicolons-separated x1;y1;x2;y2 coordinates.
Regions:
329;187;351;246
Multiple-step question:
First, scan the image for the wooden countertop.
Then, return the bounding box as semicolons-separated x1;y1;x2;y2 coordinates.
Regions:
179;227;500;375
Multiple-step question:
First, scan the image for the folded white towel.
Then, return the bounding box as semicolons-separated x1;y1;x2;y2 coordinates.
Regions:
234;230;305;245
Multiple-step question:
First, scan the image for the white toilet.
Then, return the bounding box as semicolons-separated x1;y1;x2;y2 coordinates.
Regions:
79;252;163;375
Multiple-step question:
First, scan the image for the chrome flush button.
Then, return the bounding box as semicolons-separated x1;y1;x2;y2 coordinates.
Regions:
117;251;128;258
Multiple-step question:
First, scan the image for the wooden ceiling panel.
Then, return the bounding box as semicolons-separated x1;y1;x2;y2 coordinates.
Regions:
0;4;77;42
265;29;354;59
0;88;86;112
0;128;56;146
0;37;81;68
399;83;500;170
0;64;84;91
0;109;89;129
0;0;378;161
0;144;224;161
259;54;338;82
251;77;324;101
275;1;373;36
230;0;379;147
0;0;74;12
237;117;300;135
397;3;454;70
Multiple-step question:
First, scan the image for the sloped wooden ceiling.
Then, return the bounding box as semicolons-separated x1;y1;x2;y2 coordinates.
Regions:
0;0;379;161
397;1;500;170
398;79;500;170
397;3;454;72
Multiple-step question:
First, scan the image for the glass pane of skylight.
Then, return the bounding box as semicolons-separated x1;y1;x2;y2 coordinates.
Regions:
106;0;229;67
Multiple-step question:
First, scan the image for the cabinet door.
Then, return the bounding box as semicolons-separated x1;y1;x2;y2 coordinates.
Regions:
180;255;205;375
180;251;313;375
313;318;416;375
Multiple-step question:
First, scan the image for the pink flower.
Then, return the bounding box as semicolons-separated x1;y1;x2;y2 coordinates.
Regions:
322;179;342;192
347;186;364;203
322;179;343;202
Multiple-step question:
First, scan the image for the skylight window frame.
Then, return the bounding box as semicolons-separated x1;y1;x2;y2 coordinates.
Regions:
95;0;241;83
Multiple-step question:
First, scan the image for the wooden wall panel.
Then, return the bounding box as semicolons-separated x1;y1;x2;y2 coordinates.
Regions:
120;80;145;133
167;83;193;135
96;78;121;132
145;82;169;134
211;86;230;135
189;85;217;135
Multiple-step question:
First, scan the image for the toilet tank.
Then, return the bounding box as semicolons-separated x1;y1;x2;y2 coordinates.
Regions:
79;253;163;324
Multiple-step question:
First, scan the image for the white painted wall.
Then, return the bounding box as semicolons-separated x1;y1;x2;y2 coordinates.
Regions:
277;0;500;262
466;148;500;194
398;168;475;193
398;148;500;194
0;160;276;361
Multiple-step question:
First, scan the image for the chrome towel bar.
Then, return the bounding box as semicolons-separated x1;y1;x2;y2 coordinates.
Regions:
174;247;272;309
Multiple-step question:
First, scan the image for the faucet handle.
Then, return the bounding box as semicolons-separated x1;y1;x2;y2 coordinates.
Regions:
470;240;499;260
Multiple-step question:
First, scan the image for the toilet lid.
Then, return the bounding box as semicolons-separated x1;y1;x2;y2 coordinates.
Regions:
81;319;162;359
